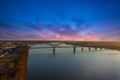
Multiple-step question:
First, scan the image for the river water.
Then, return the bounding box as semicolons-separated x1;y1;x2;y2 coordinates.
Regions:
27;44;120;80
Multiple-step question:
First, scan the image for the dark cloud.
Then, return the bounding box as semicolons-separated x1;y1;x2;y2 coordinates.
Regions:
0;23;42;40
23;23;43;32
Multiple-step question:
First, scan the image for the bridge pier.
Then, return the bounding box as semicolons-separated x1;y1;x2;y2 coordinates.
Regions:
53;47;56;56
73;46;76;53
81;47;83;52
88;47;91;51
53;47;55;55
100;48;102;50
95;47;97;51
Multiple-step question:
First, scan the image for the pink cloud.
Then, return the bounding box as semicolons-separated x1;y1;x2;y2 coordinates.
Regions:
0;23;119;41
114;30;120;33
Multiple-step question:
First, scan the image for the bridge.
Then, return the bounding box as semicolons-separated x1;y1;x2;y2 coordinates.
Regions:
1;40;120;49
0;41;120;80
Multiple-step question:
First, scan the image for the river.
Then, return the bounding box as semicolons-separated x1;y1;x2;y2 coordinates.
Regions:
27;44;120;80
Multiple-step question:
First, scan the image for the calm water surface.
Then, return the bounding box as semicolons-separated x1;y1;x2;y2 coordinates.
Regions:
27;44;120;80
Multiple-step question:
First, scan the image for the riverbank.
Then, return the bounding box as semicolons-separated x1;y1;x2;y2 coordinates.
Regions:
73;42;120;50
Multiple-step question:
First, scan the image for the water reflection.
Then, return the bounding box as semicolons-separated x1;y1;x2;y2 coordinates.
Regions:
28;44;120;80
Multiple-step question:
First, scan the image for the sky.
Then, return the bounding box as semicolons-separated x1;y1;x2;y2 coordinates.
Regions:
0;0;120;41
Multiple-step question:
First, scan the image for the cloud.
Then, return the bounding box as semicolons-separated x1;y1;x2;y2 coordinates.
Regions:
0;23;43;40
23;23;43;32
0;20;119;41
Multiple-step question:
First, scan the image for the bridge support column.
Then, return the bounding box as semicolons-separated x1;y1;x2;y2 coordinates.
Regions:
88;47;91;51
95;47;97;51
73;46;76;53
81;47;83;52
100;48;102;50
53;47;55;55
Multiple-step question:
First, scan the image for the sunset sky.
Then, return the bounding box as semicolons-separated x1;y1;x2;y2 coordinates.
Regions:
0;0;120;41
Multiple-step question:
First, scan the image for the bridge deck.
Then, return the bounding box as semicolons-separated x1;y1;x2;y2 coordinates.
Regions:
30;46;75;49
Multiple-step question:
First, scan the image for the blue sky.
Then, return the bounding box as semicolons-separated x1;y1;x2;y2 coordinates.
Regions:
0;0;120;41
